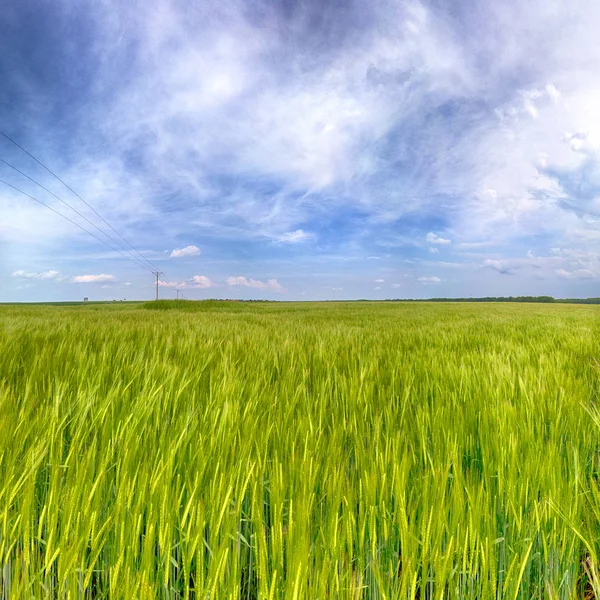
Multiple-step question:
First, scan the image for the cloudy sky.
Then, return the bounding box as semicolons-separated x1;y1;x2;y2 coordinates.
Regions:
2;0;600;301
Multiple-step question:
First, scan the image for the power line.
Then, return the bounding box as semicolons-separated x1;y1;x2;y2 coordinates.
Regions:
0;157;155;274
0;130;161;272
0;178;155;273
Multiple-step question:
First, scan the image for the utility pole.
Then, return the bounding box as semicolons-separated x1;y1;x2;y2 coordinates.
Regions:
176;289;180;300
153;271;163;301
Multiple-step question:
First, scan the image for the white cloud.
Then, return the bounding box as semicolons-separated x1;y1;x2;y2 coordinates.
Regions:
426;233;451;245
496;84;561;121
374;278;385;283
391;283;401;289
170;245;201;258
159;275;216;289
12;270;61;280
191;275;215;288
276;230;314;243
226;276;286;293
417;276;441;283
455;241;497;250
73;274;116;283
463;250;600;283
483;259;514;275
429;247;439;254
556;268;595;280
374;286;381;290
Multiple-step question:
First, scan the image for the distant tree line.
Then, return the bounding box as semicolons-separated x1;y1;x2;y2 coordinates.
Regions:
393;296;600;304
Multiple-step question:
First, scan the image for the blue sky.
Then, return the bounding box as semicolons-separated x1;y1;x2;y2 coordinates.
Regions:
2;0;600;301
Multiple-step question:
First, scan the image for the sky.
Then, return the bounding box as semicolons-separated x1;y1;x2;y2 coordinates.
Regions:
2;0;600;301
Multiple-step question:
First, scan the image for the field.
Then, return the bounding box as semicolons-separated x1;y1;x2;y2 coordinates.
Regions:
1;301;600;599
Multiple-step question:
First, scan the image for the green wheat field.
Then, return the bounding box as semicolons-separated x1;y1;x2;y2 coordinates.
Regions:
2;300;600;599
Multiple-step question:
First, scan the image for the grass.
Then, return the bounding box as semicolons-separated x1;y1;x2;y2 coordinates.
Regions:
1;300;600;598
